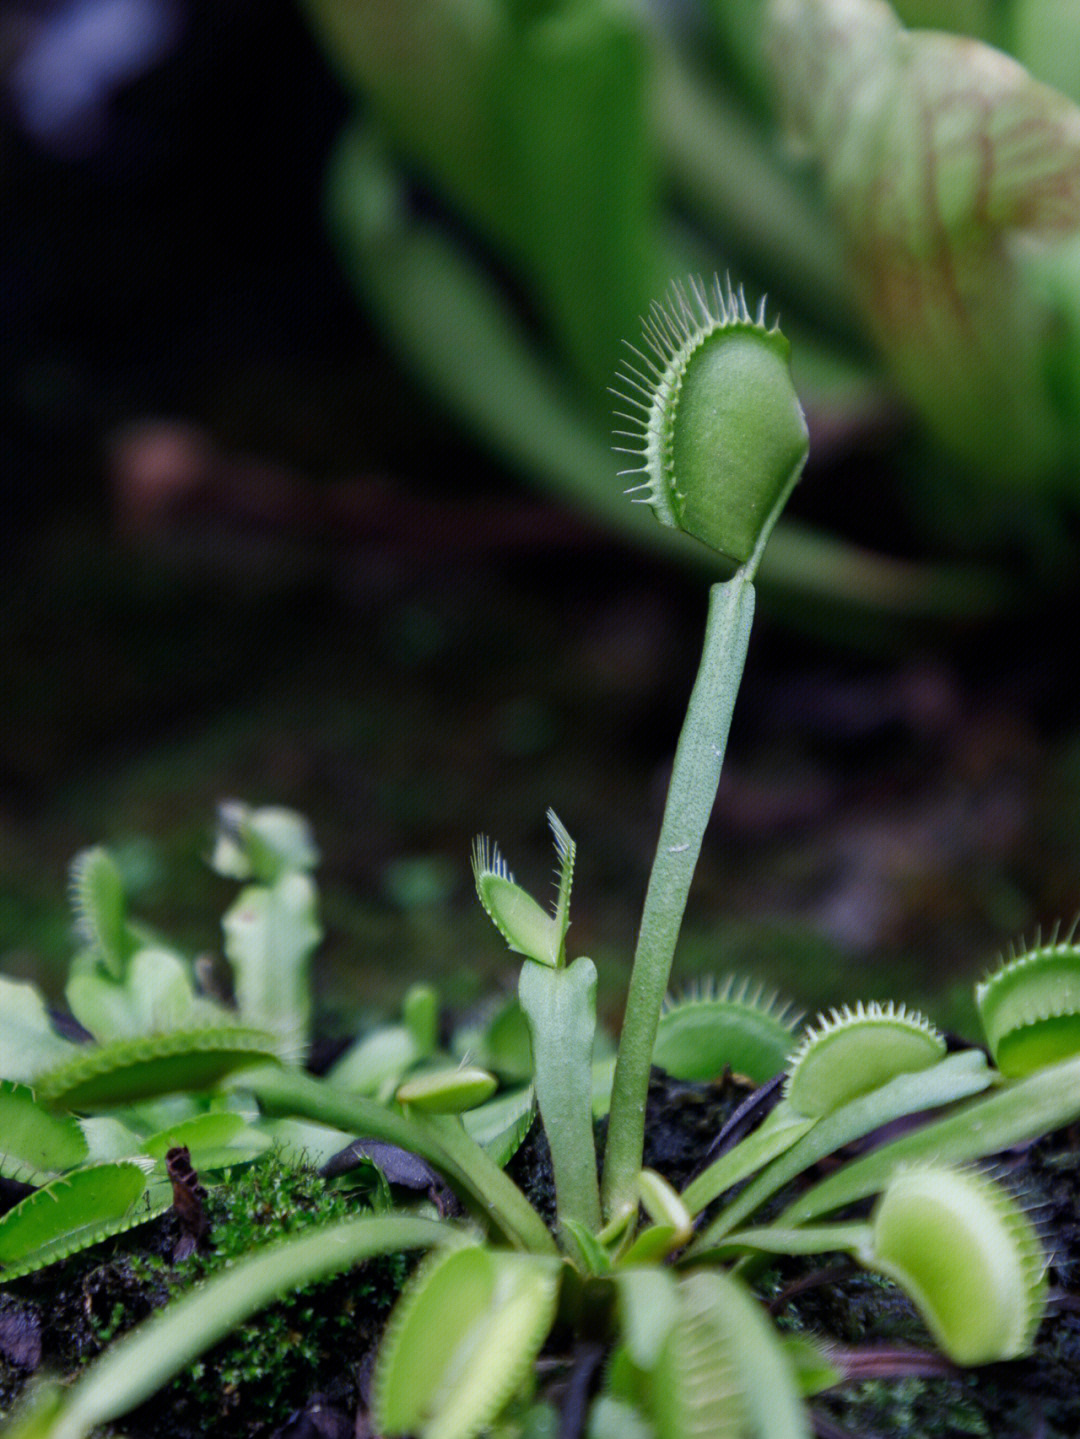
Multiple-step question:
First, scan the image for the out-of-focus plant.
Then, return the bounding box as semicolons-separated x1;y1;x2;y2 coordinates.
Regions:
298;0;1080;621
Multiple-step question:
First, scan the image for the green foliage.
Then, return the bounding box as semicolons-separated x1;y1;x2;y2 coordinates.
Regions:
0;1081;88;1182
69;847;137;979
473;810;576;968
8;275;1080;1439
373;1245;560;1439
783;1002;946;1117
869;1165;1046;1364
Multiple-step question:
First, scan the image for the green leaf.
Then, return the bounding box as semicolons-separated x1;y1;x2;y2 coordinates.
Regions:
34;1027;282;1111
615;1267;680;1370
784;1001;945;1117
373;1244;562;1439
396;1066;499;1114
454;997;534;1085
782;1334;842;1397
473;839;559;966
680;1102;816;1218
403;982;439;1058
779;1049;1080;1227
653;977;800;1084
79;1116;142;1163
868;1164;1046;1364
975;937;1080;1076
559;1217;612;1276
69;847;133;979
546;809;575;965
140;1112;273;1171
654;1271;810;1439
586;1395;654;1439
212;802;319;884
328;1024;423;1097
614;280;809;564
461;1084;536;1167
0;1161;154;1282
0;977;76;1083
66;947;211;1046
0;1082;88;1182
768;0;1080;484
304;0;665;395
223;872;321;1062
243;1065;557;1254
691;1049;992;1251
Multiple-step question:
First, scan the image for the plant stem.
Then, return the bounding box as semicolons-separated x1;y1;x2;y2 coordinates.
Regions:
602;573;755;1223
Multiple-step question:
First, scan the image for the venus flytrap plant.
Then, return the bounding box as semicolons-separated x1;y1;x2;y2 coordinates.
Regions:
12;281;1080;1439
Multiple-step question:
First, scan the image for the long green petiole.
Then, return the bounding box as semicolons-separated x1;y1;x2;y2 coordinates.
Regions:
602;572;755;1223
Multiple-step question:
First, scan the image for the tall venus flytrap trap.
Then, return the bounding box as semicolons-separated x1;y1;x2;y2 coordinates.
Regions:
602;276;809;1229
8;279;1080;1439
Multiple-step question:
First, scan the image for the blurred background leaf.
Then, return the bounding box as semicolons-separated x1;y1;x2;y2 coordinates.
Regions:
300;0;1080;612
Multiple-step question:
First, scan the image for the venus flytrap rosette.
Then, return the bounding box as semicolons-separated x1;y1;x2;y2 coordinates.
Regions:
14;801;1080;1439
15;274;1080;1437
